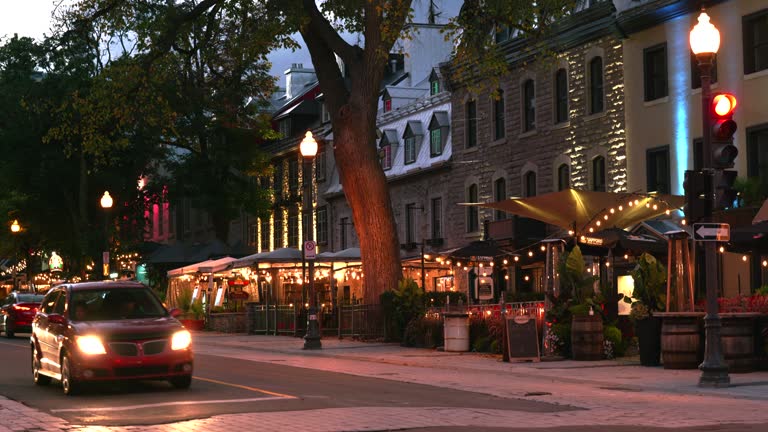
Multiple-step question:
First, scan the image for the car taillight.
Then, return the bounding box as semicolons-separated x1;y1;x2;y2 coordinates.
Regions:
12;305;31;312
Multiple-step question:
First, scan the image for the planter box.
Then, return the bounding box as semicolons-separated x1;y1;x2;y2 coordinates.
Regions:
720;312;761;373
636;316;662;367
208;312;247;333
656;312;704;369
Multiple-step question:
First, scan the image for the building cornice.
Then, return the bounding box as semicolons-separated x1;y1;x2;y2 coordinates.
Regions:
615;0;729;35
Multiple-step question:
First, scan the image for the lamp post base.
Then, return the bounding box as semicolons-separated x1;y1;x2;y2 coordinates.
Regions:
698;313;730;387
303;307;322;350
698;367;730;387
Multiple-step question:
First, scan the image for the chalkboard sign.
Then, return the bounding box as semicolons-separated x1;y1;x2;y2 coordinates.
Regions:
506;315;540;362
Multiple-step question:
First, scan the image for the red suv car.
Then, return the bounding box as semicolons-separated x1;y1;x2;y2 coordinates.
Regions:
1;291;45;338
31;281;193;395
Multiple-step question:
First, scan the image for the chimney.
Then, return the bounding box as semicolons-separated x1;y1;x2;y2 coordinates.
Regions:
284;63;315;100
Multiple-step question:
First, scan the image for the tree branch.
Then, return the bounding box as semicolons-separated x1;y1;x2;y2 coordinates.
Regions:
301;0;358;65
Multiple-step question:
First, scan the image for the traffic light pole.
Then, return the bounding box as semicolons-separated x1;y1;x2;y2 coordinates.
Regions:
696;53;729;387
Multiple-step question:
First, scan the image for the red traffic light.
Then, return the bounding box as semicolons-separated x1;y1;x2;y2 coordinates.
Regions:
712;93;737;117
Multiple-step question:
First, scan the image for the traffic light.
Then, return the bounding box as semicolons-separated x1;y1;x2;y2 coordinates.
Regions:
714;169;738;210
710;92;738;169
684;170;712;223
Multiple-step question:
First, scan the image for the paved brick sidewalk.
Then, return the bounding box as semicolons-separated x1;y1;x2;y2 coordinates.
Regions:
2;333;768;432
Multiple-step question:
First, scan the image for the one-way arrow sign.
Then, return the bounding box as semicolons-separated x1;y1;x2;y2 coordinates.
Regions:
693;223;730;242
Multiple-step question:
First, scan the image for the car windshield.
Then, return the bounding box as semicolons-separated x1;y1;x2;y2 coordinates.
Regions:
70;288;167;321
17;294;45;303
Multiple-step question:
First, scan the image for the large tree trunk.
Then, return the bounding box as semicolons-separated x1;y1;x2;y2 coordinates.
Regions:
333;110;402;304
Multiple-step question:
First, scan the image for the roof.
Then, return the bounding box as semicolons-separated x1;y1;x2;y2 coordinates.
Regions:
273;99;318;121
384;86;428;100
429;111;449;128
60;281;147;291
167;256;236;277
403;120;424;137
380;129;399;147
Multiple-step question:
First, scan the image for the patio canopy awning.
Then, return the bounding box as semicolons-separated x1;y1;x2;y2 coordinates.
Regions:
167;256;235;277
478;188;685;234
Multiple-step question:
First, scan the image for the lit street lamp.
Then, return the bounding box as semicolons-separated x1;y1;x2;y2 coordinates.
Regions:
300;131;321;349
100;191;113;279
10;220;20;233
690;11;729;387
10;220;20;289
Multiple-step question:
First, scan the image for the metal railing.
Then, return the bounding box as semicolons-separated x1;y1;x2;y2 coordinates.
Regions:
246;302;385;340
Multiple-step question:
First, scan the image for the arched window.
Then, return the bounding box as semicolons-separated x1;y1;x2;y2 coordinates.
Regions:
589;57;604;114
557;164;570;191
555;68;568;123
494;178;507;220
592;156;606;192
467;184;479;232
524;171;537;197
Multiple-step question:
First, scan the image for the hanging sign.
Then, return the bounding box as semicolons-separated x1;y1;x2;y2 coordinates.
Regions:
475;276;494;300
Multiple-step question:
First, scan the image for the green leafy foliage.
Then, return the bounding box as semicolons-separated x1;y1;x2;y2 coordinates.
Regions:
403;315;443;348
625;253;667;320
381;278;425;341
425;291;467;307
603;324;626;357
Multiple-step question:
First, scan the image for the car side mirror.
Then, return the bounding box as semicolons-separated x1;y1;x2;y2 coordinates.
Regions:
48;314;66;325
169;308;182;318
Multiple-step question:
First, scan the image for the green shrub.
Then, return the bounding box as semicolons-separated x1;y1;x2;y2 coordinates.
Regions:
604;325;626;357
403;315;444;348
473;335;491;352
550;322;572;358
380;278;425;342
176;288;192;313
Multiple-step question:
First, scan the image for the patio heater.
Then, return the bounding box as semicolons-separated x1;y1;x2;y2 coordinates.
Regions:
300;131;322;350
690;11;729;386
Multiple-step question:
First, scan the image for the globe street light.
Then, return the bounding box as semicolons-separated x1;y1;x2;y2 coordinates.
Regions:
300;131;321;349
100;191;113;279
10;220;20;233
690;11;729;387
10;220;20;289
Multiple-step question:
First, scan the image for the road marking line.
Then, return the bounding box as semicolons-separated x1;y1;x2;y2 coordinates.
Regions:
193;376;295;398
51;396;292;413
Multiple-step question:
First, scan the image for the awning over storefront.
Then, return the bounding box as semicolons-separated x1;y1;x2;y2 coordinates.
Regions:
167;256;236;277
478;189;685;234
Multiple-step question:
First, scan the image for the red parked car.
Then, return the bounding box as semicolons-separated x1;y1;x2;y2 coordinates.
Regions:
31;281;193;395
1;291;45;338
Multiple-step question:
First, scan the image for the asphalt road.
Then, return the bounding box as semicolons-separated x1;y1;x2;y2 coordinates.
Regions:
0;334;570;427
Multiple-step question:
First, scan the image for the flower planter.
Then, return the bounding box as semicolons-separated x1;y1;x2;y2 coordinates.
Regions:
179;318;205;331
635;316;662;366
571;315;603;361
720;313;760;373
657;312;704;369
208;312;247;333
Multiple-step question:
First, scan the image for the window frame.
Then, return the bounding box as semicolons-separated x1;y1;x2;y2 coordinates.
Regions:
260;218;270;251
494;177;507;221
646;145;671;194
384;97;392;112
643;43;668;102
466;100;477;148
493;90;505;140
316;206;328;245
588;56;604;114
557;163;570;191
592;156;606;192
466;184;479;233
524;171;537;197
743;9;768;75
315;149;326;182
404;135;417;165
431;197;442;240
555;68;569;124
522;79;536;132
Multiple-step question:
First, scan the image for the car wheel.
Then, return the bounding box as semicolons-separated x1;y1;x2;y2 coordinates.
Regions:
4;319;14;338
32;345;51;386
61;355;81;396
170;375;192;389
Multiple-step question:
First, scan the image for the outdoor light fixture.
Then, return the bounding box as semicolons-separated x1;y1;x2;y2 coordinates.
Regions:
300;130;321;350
691;10;729;387
10;220;20;233
100;191;113;209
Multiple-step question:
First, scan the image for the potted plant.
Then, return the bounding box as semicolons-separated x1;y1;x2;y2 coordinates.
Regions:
624;253;666;366
176;288;205;331
559;246;603;360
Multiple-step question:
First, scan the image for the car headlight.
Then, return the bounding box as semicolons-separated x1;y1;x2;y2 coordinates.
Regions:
171;330;192;351
76;335;107;355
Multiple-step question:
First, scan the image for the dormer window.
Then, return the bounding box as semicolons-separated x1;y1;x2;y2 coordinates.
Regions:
402;121;423;165
383;96;392;112
379;129;398;170
429;69;441;95
428;111;449;156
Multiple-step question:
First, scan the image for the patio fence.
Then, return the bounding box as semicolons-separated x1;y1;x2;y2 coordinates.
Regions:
246;303;386;340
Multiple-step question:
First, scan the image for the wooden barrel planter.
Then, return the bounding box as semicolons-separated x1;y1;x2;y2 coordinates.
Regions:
571;315;604;361
721;313;760;373
658;312;703;369
758;315;768;371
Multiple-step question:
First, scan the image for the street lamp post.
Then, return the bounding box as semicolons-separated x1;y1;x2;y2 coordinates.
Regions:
690;11;729;387
300;131;321;349
100;191;113;279
10;220;20;289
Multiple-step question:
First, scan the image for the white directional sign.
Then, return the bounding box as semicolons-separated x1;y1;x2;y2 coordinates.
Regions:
693;223;730;242
304;240;316;260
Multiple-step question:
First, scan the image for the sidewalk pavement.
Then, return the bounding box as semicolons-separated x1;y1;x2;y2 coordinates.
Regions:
3;332;768;431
